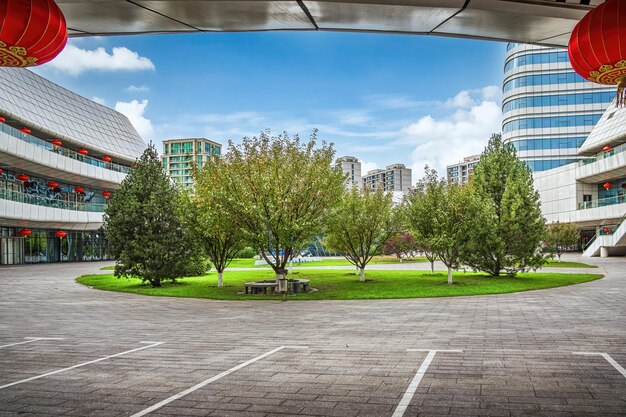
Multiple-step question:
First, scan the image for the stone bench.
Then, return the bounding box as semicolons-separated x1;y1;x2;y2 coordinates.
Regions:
243;279;311;295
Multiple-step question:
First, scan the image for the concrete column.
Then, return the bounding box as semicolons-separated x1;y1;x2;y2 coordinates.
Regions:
600;246;609;258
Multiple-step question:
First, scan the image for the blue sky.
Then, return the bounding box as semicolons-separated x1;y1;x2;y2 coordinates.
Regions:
32;31;506;176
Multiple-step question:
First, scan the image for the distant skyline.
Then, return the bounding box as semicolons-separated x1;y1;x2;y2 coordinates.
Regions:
32;31;507;175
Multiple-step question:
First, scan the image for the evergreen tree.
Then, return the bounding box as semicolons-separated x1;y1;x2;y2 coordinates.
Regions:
103;145;205;287
464;134;546;276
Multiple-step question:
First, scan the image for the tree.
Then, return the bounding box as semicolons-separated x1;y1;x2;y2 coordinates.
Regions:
383;232;415;262
406;167;484;284
546;222;579;260
210;130;345;292
103;145;205;287
416;239;437;275
464;134;546;276
327;186;400;282
180;157;246;288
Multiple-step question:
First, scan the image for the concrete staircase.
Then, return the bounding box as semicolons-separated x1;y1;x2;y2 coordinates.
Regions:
583;212;626;257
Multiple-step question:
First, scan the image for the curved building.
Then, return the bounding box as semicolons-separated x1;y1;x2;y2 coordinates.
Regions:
0;68;145;265
502;43;615;172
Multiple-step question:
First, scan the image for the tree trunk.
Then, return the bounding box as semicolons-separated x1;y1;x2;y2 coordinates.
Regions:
275;272;287;292
447;266;453;285
430;261;434;275
217;271;223;288
400;257;403;263
356;265;359;275
360;267;365;282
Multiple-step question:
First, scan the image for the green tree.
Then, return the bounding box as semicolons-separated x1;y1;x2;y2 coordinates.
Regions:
383;231;415;262
406;168;484;284
546;221;580;261
180;157;246;287
327;186;400;281
465;134;546;276
103;145;205;287
211;130;345;292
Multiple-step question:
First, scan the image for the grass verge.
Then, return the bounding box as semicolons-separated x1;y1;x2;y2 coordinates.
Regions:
544;259;597;268
79;269;602;301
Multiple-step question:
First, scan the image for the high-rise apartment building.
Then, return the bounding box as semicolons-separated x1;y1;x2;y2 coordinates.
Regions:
335;156;362;189
161;138;222;188
447;154;480;184
502;43;615;172
363;164;412;193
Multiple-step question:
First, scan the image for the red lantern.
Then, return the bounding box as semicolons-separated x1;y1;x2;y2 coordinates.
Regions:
603;227;612;234
102;156;112;163
0;117;5;123
55;231;67;238
0;0;68;68
47;181;59;188
20;127;31;134
101;191;111;198
603;182;612;190
0;168;3;175
568;0;626;107
19;228;31;236
74;186;84;193
51;140;62;146
78;149;88;155
603;145;613;153
16;174;29;181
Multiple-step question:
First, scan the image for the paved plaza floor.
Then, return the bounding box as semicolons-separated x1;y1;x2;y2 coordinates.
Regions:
0;255;625;416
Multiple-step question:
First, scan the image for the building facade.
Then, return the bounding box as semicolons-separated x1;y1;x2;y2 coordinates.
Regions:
502;43;615;172
447;154;480;184
161;138;222;188
363;164;412;193
335;156;362;189
0;68;145;265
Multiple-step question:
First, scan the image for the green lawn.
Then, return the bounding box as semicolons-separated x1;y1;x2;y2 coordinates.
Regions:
78;269;602;301
224;256;427;269
544;259;597;268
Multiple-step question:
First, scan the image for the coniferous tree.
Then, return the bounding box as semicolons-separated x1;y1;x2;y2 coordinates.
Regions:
464;134;546;276
103;145;205;287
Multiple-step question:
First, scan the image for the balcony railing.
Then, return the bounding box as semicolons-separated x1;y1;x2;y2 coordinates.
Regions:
578;195;626;210
579;142;626;166
0;187;106;213
0;122;132;174
583;211;626;250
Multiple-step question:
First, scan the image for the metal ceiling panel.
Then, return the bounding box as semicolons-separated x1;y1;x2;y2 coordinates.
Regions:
58;0;198;35
304;1;465;33
135;1;313;31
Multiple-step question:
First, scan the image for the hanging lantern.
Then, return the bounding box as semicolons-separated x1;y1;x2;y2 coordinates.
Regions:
0;117;5;123
101;191;111;198
20;127;31;134
51;140;62;146
603;227;612;234
19;228;31;236
603;182;612;190
74;186;84;193
102;156;112;163
55;230;67;238
568;0;626;107
0;168;3;175
0;0;68;67
78;149;88;155
16;174;29;181
603;145;613;153
47;181;59;188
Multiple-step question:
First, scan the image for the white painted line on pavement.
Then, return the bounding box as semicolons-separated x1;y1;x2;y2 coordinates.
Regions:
0;337;64;349
573;352;626;379
392;349;463;417
0;341;164;390
130;345;309;417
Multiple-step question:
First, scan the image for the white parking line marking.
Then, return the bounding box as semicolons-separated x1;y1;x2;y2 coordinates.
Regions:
0;337;64;349
573;352;626;379
130;345;308;417
392;349;463;417
0;341;164;390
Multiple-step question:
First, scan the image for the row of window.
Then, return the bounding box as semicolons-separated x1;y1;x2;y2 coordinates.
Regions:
504;50;569;73
510;137;587;152
503;72;587;93
164;142;222;156
523;159;579;172
503;91;615;113
503;114;603;133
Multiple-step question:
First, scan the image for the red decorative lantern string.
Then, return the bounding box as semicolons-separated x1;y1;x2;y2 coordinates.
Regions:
102;156;112;163
603;145;613;153
603;227;612;234
0;117;5;123
603;182;612;190
16;174;29;181
47;181;59;188
0;0;68;67
51;140;62;146
568;0;626;107
0;168;3;175
19;229;31;236
74;186;84;193
55;230;67;238
102;191;111;198
78;149;88;155
20;127;31;134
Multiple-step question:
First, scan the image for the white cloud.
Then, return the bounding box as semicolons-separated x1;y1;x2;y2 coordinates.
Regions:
444;90;476;108
127;85;150;93
398;89;502;176
362;161;379;174
365;94;428;109
91;96;106;106
43;44;155;76
114;99;154;141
